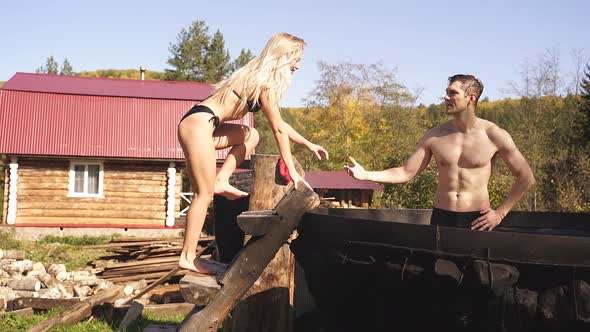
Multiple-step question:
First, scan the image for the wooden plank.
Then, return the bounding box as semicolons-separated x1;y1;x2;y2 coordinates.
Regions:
178;185;319;332
27;285;124;332
101;263;179;277
142;303;194;316
103;257;181;269
7;297;79;311
120;244;214;306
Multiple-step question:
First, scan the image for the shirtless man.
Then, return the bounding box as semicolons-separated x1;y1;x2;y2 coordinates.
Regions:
344;74;535;231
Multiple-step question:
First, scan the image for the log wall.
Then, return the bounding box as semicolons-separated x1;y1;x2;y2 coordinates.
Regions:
10;158;182;226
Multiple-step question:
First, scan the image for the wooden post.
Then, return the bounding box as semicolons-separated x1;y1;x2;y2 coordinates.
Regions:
178;182;319;332
225;154;305;332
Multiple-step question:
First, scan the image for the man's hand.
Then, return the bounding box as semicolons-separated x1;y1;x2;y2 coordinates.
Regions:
471;208;504;231
344;156;369;181
308;143;329;160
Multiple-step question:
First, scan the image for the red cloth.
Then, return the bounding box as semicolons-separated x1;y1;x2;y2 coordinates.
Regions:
278;158;292;183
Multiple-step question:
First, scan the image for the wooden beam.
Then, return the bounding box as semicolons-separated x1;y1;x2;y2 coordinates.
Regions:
27;285;124;332
7;298;79;311
178;185;319;332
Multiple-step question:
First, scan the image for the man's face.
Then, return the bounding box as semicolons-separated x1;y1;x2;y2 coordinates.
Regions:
444;81;471;115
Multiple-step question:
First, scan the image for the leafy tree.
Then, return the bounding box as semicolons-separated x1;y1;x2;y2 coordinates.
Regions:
36;56;59;74
203;30;231;82
165;20;211;82
60;58;75;75
78;69;166;80
231;49;254;73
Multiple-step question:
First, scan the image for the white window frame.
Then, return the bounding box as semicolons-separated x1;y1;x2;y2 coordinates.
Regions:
68;160;104;198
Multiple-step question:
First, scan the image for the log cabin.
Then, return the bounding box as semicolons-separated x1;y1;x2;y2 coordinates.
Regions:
0;73;253;231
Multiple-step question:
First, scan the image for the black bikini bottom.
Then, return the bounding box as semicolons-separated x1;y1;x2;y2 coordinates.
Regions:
179;104;220;128
430;208;481;229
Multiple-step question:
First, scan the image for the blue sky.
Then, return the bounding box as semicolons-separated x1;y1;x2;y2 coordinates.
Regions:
1;0;588;106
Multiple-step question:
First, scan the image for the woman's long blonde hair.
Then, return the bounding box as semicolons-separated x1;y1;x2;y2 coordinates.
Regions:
212;32;305;117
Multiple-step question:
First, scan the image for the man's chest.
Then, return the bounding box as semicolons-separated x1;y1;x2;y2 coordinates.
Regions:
430;133;498;168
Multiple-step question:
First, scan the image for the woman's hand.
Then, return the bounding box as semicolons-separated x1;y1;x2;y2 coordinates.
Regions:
290;172;312;190
307;143;329;160
344;156;369;181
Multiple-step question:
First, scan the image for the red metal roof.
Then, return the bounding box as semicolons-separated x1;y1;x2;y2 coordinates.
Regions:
3;72;212;100
306;171;384;190
0;73;253;160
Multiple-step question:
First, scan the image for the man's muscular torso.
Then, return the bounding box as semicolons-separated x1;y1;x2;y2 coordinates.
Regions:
425;119;500;212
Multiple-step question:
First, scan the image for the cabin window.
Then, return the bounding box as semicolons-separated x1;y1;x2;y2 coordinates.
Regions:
68;161;104;198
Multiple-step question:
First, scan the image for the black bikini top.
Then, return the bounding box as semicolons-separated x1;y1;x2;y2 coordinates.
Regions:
233;90;261;113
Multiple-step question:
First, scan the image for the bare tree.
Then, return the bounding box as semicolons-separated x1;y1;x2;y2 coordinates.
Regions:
568;48;588;95
505;47;564;98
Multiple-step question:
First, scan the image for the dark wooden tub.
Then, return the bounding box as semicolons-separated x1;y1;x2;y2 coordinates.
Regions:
291;208;590;332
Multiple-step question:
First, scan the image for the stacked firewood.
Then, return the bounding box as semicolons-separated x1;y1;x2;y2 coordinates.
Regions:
0;249;114;314
91;236;214;284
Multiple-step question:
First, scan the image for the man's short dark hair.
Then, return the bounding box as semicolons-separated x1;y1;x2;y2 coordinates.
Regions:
448;74;484;105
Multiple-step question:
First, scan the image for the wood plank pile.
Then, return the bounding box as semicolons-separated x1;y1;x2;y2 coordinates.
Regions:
91;236;214;284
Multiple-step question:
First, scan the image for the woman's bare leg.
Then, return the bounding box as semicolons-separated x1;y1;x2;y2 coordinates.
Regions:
177;117;218;274
213;124;260;199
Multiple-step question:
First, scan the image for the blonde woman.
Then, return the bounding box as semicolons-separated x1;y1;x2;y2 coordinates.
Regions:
177;32;329;274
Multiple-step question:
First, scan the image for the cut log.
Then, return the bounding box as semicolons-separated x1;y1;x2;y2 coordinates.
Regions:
27;285;124;332
124;280;148;296
237;210;281;236
8;278;41;292
178;184;319;332
0;249;25;260
179;272;221;307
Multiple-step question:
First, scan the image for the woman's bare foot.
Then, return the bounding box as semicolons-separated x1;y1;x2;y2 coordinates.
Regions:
214;180;248;200
178;254;217;275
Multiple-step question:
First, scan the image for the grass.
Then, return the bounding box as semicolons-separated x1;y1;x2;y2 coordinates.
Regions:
0;308;184;332
0;230;112;270
0;232;186;331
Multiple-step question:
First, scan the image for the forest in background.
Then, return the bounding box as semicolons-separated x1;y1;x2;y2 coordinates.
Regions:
28;20;590;212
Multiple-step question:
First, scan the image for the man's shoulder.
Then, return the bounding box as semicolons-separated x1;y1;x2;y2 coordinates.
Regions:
481;119;508;137
481;120;514;148
426;121;451;136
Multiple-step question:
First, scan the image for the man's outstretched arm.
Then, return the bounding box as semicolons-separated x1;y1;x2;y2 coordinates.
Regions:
345;135;433;184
